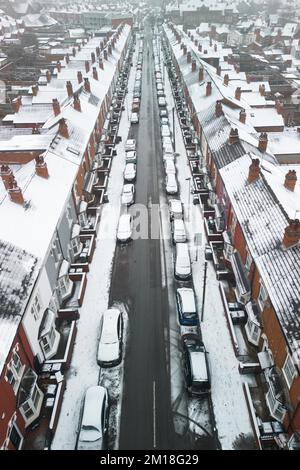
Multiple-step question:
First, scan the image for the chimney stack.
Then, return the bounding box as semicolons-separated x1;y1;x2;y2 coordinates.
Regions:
187;51;191;63
215;100;223;117
52;98;60;116
65;53;70;64
224;74;229;86
91;52;96;63
99;58;104;70
284;170;297;192
85;60;90;73
73;94;81;112
35;155;49;179
235;87;241;101
104;49;108;61
72;47;76;57
216;65;221;76
8;177;24;206
58;118;69;139
248;158;260;184
0;165;14;190
66;81;73;98
258;132;268;153
198;43;202;52
282;219;300;249
96;46;100;57
199;67;204;81
32;84;38;96
57;61;61;73
191;59;196;72
108;44;112;55
239;109;246;124
93;66;98;81
259;84;266;96
206;81;212;96
229;128;239;145
276;100;284;115
77;70;83;84
84;77;91;93
12;96;21;113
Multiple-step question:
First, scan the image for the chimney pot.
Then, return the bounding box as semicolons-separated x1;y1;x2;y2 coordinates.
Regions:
85;60;90;73
199;68;204;82
73;94;81;112
282;219;300;249
191;59;196;72
284;170;297;192
239;109;246;124
84;77;91;93
52;98;60;117
215;100;223;117
248;158;260;184
77;70;83;84
66;81;73;98
235;87;241;101
99;58;104;70
229;128;239;145
93;66;98;81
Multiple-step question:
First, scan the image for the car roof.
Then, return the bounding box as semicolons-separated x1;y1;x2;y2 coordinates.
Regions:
126;139;135;144
167;174;176;182
119;213;131;226
177;288;196;311
82;386;107;433
170;199;182;212
189;351;208;382
125;162;135;169
101;308;120;343
174;219;185;229
123;183;133;190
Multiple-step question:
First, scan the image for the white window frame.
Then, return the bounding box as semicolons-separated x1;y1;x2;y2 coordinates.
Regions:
266;387;286;423
245;318;261;346
5;351;24;394
70;235;82;258
282;354;297;389
58;274;71;301
9;423;23;450
258;281;268;311
19;382;43;426
30;293;42;321
78;211;88;228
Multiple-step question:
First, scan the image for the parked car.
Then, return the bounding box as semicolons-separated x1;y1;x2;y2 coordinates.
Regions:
182;334;211;396
163;152;175;163
156;82;163;91
97;308;123;367
174;243;191;280
77;386;109;450
124;163;136;182
161;124;171;138
160;109;168;118
166;174;178;195
157;90;165;98
125;139;136;152
160;117;169;126
176;288;197;326
169;199;183;220
121;184;135;206
158;97;167;107
163;142;174;154
162;136;172;148
125;150;137;164
172;219;187;243
165;159;176;175
131;112;139;124
117;214;133;242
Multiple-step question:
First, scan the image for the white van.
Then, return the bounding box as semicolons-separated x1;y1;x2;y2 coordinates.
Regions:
175;243;191;280
173;219;187;243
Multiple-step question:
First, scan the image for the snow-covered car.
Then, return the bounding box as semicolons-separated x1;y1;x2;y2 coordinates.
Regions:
172;219;187;244
97;308;123;367
182;334;210;397
176;288;197;326
121;184;135;206
125;150;137;164
158;97;167;107
166;174;178;195
156;82;163;91
160;117;169;126
162;136;172;147
117;214;133;243
157;90;165;98
131;112;139;124
77;386;109;450
163;152;175;163
125;139;136;152
164;159;176;175
169;198;183;220
163;143;173;154
124;163;136;182
161;124;171;138
160;109;168;118
175;243;191;280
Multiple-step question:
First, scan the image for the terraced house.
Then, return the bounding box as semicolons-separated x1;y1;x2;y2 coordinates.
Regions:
163;21;300;449
0;22;131;449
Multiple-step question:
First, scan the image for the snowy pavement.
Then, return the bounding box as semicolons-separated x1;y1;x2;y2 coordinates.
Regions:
162;46;254;450
51;47;137;450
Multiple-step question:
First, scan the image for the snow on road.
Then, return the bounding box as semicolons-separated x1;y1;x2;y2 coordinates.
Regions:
163;49;254;449
51;47;137;450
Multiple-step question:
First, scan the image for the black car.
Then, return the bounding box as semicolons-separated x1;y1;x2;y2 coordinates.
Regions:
182;334;211;397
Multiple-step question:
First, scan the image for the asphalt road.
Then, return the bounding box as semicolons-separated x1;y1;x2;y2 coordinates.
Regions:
109;25;215;451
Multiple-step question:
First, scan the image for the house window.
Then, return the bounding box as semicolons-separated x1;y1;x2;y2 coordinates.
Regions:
258;282;268;311
58;275;71;300
266;387;286;422
70;236;81;258
78;211;87;228
283;354;297;389
244;250;252;274
20;382;42;426
5;351;23;394
30;293;42;321
9;424;23;450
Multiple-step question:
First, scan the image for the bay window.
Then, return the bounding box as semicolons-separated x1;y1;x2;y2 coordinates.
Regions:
282;354;297;389
258;281;268;311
